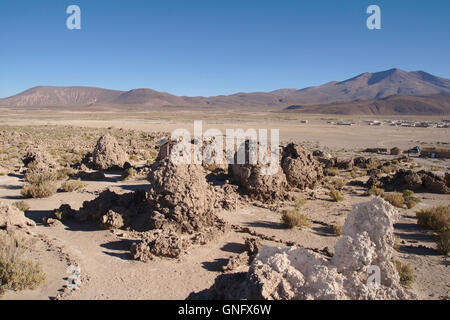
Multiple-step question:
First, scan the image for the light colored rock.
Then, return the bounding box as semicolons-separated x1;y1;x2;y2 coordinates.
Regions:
0;201;35;229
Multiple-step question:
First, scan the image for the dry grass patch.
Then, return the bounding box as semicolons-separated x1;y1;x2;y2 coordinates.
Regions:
121;167;137;181
366;185;385;197
383;193;404;208
332;224;342;236
393;259;414;288
416;205;450;231
0;232;46;295
281;209;311;229
331;177;345;190
12;201;30;212
61;179;85;192
326;167;339;176
329;187;344;202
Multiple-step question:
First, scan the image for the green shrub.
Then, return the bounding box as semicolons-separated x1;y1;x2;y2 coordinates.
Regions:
281;210;311;229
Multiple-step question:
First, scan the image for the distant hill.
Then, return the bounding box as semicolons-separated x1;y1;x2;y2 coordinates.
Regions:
0;86;124;107
283;93;450;115
1;69;449;115
280;69;450;105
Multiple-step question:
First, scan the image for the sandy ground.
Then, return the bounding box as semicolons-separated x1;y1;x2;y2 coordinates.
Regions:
0;111;449;300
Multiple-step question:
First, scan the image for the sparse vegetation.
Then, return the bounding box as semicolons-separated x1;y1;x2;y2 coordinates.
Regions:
416;205;449;255
0;232;46;295
21;177;57;199
61;179;85;192
383;193;404;208
329;187;344;202
281;209;311;229
294;198;306;210
416;205;450;231
331;177;345;190
121;167;137;181
332;224;342;236
366;185;384;197
393;235;400;251
402;190;421;209
12;201;30;212
393;259;414;288
56;167;76;180
436;230;449;255
326;167;339;176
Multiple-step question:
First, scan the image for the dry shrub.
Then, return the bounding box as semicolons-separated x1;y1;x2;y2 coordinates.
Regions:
393;259;414;288
24;170;56;184
61;179;85;192
121;167;136;181
393;235;400;250
402;190;420;209
12;201;30;212
22;169;58;199
326;167;339;176
383;193;404;208
329;187;344;202
0;233;46;295
294;198;306;210
332;177;345;190
281;209;311;229
381;165;395;174
56;167;76;180
366;185;384;197
332;224;342;236
416;205;450;231
436;230;449;255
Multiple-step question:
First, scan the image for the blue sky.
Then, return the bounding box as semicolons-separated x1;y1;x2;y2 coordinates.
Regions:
0;0;449;98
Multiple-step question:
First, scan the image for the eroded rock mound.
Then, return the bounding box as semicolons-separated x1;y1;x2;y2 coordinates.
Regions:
131;159;229;261
22;147;57;171
192;198;412;300
92;134;129;170
77;189;148;229
147;159;218;233
367;169;450;194
0;201;35;229
281;143;323;189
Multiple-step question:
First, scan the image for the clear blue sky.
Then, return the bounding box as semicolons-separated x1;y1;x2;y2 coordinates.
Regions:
0;0;449;98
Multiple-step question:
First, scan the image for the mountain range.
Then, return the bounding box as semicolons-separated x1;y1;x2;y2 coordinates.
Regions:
1;68;450;115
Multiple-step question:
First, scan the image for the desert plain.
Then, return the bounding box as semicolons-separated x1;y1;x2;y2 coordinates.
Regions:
0;109;448;300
